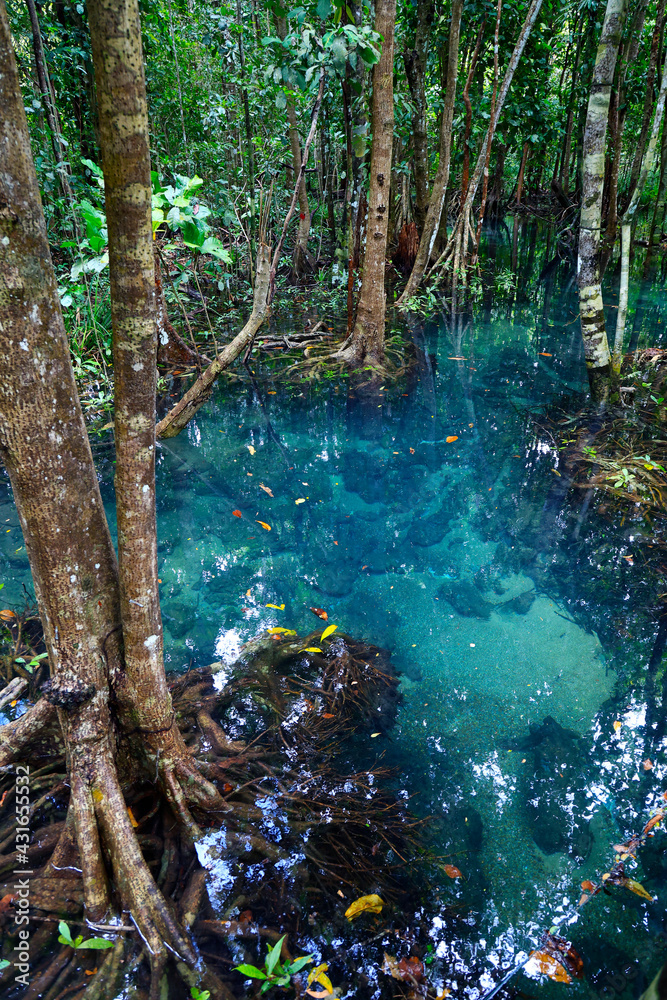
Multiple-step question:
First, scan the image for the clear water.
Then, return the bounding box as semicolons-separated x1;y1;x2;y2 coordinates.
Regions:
1;220;666;997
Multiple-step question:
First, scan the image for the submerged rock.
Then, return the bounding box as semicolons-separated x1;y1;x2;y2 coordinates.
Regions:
519;716;593;861
436;580;492;619
498;589;536;615
409;505;455;547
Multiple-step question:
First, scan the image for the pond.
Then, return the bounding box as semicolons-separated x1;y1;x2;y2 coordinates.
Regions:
1;219;667;998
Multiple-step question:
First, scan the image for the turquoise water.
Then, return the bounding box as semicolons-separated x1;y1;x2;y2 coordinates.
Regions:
1;221;667;996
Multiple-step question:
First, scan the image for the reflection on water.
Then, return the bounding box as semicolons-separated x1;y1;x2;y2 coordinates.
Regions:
1;219;666;997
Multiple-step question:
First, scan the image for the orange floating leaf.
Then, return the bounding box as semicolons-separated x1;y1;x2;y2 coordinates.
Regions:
259;484;274;497
643;759;654;771
539;352;553;357
322;713;335;719
581;880;595;892
232;510;243;518
446;436;458;443
0;609;16;621
310;607;328;620
256;520;271;531
409;447;415;454
443;864;462;879
527;951;572;984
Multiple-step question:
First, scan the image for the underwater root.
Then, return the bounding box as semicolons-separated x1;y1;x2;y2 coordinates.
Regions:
0;629;426;1000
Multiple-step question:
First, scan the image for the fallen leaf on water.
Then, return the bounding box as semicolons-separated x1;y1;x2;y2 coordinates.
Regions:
578;893;589;906
551;468;562;477
446;436;458;443
613;720;622;732
447;356;467;360
306;991;331;998
259;484;274;497
624;878;654;901
85;968;98;976
295;498;306;504
644;759;654;771
310;607;328;620
301;647;323;653
409;447;415;454
321;623;337;640
443;864;462;879
127;807;139;829
0;789;7;807
267;627;297;635
623;555;634;565
10;700;17;707
322;712;335;719
247;445;256;455
0;609;16;620
526;951;572;984
265;603;285;610
223;783;234;793
581;880;595;892
256;520;271;531
539;352;553;357
0;893;16;914
337;890;345;898
245;589;252;598
308;964;333;994
370;732;381;738
345;894;384;920
232;510;243;518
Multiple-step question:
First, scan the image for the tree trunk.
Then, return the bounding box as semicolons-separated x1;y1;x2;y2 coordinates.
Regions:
237;0;255;210
275;15;315;279
403;0;433;235
0;0;196;961
560;20;583;197
612;45;667;372
397;0;462;306
515;141;530;204
577;0;627;402
475;0;502;244
333;0;396;366
460;21;485;202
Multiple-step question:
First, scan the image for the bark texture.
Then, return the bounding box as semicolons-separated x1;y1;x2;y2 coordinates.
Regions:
577;0;627;398
403;0;433;234
397;0;462;306
0;0;193;960
334;0;395;365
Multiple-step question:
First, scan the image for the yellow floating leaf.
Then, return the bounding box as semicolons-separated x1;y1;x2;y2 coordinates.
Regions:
308;964;333;993
127;807;139;828
247;445;256;455
370;732;381;738
256;520;271;531
10;700;17;707
345;893;384;921
321;624;337;640
267;627;297;635
295;498;306;504
259;484;273;496
301;647;323;653
625;879;654;901
265;603;285;610
613;720;622;732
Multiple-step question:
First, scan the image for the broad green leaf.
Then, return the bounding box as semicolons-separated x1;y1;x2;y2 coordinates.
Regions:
266;934;286;975
288;954;315;973
58;920;74;945
78;937;114;949
234;964;268;979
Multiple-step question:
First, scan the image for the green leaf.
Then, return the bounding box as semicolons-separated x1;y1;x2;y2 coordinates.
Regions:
200;237;232;263
0;959;9;971
58;921;74;946
266;935;286;975
287;954;314;973
316;0;332;18
78;937;114;950
234;964;268;979
180;220;206;249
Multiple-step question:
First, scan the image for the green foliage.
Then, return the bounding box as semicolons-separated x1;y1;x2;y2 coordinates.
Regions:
234;935;314;994
57;920;114;951
190;988;211;1000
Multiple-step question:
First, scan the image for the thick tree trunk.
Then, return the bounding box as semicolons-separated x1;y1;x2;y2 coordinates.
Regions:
403;0;433;234
461;21;485;202
475;0;502;244
577;0;627;401
612;46;667;371
0;0;194;961
397;0;462;306
333;0;396;366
